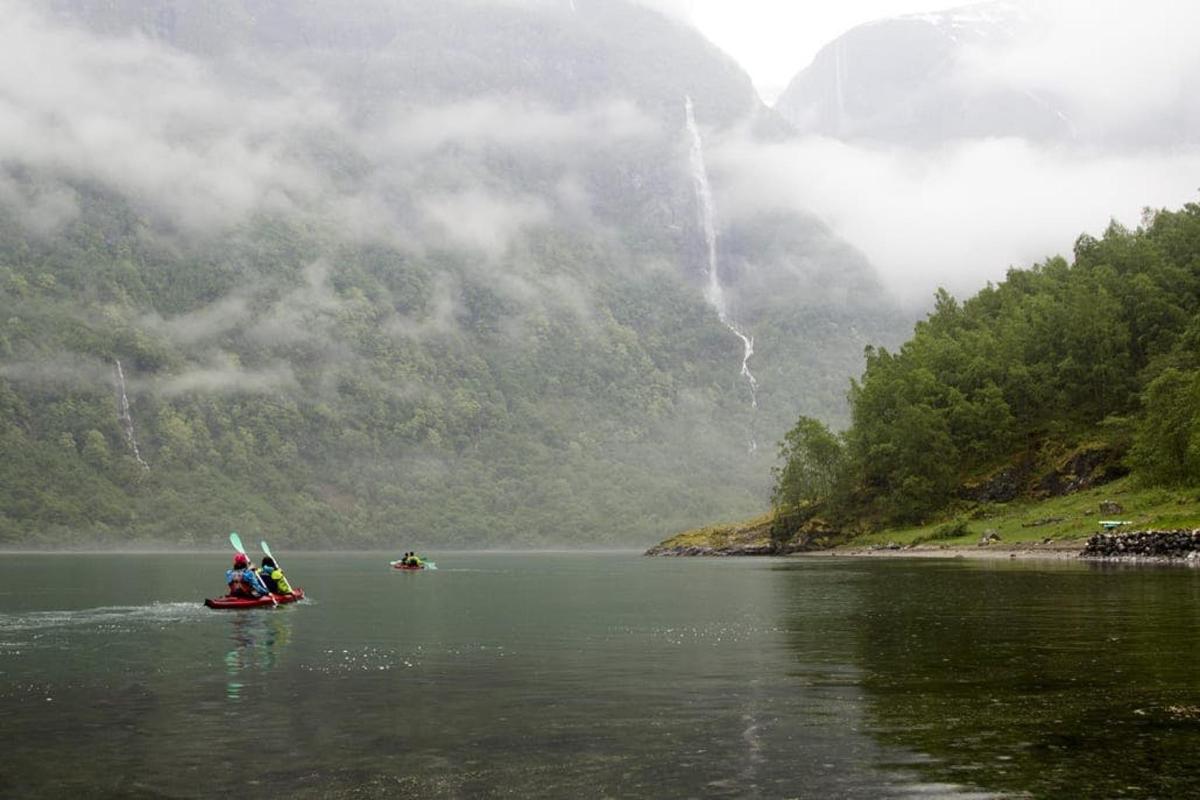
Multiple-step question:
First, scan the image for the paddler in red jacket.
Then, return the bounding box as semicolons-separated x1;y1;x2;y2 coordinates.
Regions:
226;553;271;597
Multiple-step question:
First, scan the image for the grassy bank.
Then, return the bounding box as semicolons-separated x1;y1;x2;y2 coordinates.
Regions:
854;477;1199;549
653;477;1200;554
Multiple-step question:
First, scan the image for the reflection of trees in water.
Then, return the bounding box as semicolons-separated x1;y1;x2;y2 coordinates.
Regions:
225;612;293;702
850;562;1200;797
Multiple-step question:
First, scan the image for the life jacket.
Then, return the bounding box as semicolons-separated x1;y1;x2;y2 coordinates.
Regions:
259;568;279;594
228;568;258;597
261;567;292;595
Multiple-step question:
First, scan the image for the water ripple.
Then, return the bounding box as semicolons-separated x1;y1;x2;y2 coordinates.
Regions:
0;602;207;633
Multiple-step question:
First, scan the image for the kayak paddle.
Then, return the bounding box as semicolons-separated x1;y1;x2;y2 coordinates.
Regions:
260;539;279;568
229;531;275;606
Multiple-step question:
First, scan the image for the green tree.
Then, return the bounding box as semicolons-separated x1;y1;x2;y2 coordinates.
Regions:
81;429;111;470
771;416;847;511
1129;368;1200;485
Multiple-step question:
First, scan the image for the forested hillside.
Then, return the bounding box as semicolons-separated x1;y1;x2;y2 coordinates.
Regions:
0;188;756;547
771;202;1200;539
0;0;907;548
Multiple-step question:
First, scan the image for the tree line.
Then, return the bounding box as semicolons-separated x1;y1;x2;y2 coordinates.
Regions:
772;202;1200;534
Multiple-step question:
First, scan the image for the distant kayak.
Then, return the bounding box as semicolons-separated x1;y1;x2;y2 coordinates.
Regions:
390;561;426;571
204;589;305;609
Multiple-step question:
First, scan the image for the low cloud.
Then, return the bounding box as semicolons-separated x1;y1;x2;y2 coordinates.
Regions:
0;350;297;398
419;189;551;257
152;358;298;398
710;133;1200;305
0;172;79;236
0;3;341;233
244;261;345;350
368;96;657;161
958;0;1200;140
0;355;115;392
0;1;660;266
11;0;1195;323
141;295;251;346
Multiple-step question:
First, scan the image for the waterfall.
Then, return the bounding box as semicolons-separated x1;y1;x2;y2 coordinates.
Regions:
834;39;847;134
114;359;150;470
684;97;759;450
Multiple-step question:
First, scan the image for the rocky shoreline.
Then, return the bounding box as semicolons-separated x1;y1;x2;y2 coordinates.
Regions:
1080;529;1200;562
648;530;1200;564
644;541;816;557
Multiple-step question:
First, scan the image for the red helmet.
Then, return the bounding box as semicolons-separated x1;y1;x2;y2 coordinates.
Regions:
233;553;249;568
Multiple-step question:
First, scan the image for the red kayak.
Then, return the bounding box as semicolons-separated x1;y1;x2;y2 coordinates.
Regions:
390;561;425;571
204;588;305;609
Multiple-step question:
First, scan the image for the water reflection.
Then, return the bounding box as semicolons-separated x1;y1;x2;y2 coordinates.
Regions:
845;560;1200;797
224;611;293;702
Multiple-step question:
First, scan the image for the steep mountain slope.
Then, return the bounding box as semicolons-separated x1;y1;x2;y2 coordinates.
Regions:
0;0;908;547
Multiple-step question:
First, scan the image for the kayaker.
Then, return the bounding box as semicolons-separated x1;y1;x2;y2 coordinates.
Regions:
258;555;293;596
226;553;270;598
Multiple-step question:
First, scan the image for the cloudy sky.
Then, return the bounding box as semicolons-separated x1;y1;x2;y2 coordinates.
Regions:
660;0;1193;108
670;0;957;101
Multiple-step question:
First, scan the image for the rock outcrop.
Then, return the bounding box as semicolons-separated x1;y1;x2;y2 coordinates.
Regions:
1082;530;1200;560
644;513;791;556
644;542;777;557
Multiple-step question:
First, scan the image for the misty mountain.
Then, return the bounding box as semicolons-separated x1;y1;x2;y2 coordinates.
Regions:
0;0;907;547
775;1;1200;150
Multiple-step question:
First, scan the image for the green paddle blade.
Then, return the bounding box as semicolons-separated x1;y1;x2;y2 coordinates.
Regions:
260;540;282;570
229;531;246;554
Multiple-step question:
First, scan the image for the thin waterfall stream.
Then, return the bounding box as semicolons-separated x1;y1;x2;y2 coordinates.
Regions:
684;96;759;451
114;358;149;470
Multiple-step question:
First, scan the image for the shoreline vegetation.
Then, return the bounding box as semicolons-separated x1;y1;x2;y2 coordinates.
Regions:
645;475;1200;563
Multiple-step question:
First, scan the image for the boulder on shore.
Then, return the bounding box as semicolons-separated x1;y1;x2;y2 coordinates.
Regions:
1082;529;1200;559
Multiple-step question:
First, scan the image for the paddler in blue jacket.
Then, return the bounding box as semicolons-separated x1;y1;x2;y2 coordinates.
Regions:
226;552;271;597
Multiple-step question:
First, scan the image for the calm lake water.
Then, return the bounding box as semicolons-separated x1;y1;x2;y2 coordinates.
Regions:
2;552;1200;798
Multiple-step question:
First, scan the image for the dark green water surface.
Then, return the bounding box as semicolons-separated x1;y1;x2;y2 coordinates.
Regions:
2;553;1199;798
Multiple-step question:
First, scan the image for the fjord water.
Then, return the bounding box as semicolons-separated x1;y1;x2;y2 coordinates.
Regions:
2;554;1200;798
